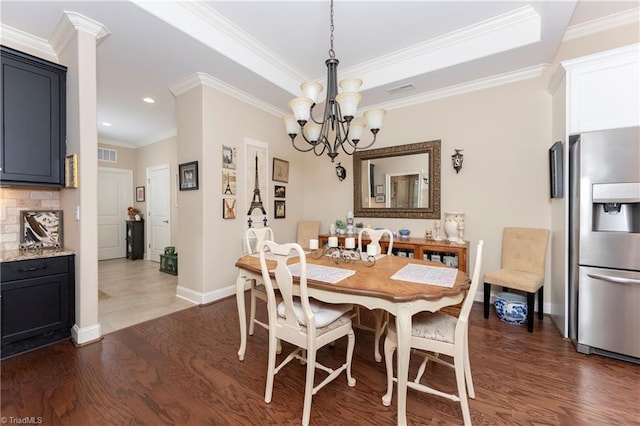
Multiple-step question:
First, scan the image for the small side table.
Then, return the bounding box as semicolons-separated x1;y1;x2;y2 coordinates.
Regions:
159;254;178;275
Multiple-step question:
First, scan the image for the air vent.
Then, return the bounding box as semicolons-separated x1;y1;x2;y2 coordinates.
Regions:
386;84;415;95
98;147;117;163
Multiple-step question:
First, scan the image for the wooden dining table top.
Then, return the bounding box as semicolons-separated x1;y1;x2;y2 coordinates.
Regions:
235;252;470;303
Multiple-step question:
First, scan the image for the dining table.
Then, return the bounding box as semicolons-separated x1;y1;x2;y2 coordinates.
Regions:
235;249;470;426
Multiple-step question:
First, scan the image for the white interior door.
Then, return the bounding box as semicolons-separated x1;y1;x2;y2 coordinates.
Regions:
147;164;171;262
98;168;132;260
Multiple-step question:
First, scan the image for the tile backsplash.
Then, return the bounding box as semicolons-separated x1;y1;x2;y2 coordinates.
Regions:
0;187;60;251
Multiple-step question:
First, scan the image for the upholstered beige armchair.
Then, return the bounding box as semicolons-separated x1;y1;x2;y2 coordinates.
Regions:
483;227;550;332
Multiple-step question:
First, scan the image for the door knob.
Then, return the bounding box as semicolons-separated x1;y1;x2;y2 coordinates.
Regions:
163;220;169;223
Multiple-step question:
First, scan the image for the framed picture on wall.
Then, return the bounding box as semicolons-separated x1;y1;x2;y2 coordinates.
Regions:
20;210;63;248
549;141;563;198
65;154;78;188
222;145;237;169
222;198;236;219
179;161;199;191
136;186;145;202
272;158;289;183
274;200;286;219
274;185;286;198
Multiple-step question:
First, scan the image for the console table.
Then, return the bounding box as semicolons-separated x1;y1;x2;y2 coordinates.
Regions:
318;233;469;273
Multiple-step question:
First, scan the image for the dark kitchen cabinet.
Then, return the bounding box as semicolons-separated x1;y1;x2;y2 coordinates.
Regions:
1;254;75;359
1;45;67;186
126;220;144;260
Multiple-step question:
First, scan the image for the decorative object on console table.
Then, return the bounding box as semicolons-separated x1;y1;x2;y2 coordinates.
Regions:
179;161;199;190
456;221;465;244
125;220;144;260
433;220;442;241
317;233;469;273
127;206;140;220
444;212;465;242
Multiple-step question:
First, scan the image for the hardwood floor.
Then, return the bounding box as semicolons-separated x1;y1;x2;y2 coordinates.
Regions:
98;258;196;334
2;296;638;425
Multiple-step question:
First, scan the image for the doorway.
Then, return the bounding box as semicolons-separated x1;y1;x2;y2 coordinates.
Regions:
147;164;172;262
97;167;132;260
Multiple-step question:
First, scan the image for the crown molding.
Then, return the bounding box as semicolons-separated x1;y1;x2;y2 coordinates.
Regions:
169;72;286;118
563;7;640;41
370;64;548;112
98;138;138;150
340;6;541;90
50;11;110;53
131;0;304;97
0;24;59;62
140;129;178;148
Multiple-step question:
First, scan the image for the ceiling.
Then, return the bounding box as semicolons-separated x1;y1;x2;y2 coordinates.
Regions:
1;1;638;147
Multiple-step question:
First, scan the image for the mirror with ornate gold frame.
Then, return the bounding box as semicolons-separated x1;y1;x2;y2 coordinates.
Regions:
353;140;441;219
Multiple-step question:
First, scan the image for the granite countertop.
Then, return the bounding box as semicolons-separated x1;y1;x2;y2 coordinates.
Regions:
0;249;76;263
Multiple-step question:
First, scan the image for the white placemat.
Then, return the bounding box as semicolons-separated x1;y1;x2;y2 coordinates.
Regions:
390;263;457;288
287;263;355;284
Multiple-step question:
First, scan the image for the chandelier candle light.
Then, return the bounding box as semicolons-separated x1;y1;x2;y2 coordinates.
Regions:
283;0;386;163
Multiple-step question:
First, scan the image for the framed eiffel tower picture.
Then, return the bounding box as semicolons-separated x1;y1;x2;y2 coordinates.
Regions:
222;170;236;195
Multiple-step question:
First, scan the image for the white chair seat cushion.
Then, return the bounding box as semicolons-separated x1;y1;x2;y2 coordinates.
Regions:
388;311;456;344
277;298;353;328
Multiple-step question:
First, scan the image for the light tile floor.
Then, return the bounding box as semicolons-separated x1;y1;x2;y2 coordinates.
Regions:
98;258;196;334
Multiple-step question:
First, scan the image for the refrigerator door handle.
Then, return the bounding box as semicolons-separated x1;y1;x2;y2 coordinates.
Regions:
586;273;640;285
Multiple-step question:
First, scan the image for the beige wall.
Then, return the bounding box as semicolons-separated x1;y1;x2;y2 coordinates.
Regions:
173;80;300;302
1;17;637;338
299;77;552;291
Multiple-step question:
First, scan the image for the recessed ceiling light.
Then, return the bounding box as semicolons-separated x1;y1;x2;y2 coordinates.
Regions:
101;122;112;127
143;97;155;104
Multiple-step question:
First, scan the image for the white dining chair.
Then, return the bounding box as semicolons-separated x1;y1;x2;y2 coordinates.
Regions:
356;227;394;362
382;240;484;426
258;240;356;426
244;226;276;336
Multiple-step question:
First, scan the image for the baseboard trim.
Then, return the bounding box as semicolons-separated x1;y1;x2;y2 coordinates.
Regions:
71;323;102;345
177;284;236;305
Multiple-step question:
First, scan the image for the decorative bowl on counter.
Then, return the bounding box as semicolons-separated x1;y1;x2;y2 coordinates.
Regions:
398;228;411;238
494;292;527;325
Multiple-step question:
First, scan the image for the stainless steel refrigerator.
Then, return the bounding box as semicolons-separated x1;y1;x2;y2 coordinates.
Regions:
569;126;640;363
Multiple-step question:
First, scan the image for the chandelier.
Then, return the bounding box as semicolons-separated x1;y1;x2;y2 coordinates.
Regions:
283;0;386;163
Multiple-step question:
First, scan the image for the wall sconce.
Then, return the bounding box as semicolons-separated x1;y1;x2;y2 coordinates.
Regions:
451;149;464;173
336;162;347;181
